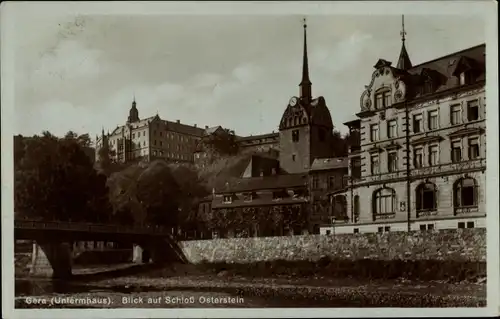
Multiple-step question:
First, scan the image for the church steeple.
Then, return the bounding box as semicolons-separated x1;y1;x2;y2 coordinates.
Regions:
127;95;139;123
299;18;312;101
396;15;412;70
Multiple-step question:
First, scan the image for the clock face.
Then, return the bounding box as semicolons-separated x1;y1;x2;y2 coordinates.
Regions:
289;97;298;106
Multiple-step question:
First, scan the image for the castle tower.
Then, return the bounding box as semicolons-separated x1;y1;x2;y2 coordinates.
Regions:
127;96;140;123
278;18;335;173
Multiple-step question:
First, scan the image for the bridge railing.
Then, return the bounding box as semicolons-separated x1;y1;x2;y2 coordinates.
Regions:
14;219;172;236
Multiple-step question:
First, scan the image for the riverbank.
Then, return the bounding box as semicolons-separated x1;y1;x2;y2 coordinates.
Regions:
16;270;486;308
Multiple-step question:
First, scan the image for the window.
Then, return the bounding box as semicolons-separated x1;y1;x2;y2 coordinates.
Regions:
467;100;479;121
370;154;379;174
373;188;396;216
326;230;331;235
450;104;461;125
384;226;390;232
223;195;232;204
353;228;359;234
468;138;480;159
458;222;465;229
328;176;335;189
292;154;296;161
154;140;157;146
132;133;135;139
312;176;319;189
459;71;473;85
423;80;433;94
413;114;423;133
467;222;475;228
383;91;391;108
292;130;300;142
414;147;423;168
387;151;398;172
454;178;478;214
451;140;462;163
428;145;439;166
375;90;391;108
378;227;383;233
160;141;163;146
370;124;379;142
420;224;435;231
387;120;397;138
416;183;437;213
159;132;162;137
375;93;383;110
243;193;254;202
143;131;146;136
428;110;438;130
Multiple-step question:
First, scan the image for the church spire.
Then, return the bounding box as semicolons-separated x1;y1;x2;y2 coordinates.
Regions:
396;15;412;70
127;95;139;123
299;18;312;101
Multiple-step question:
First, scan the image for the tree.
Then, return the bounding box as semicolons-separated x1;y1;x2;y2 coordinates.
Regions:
14;132;111;222
331;130;349;157
200;128;239;158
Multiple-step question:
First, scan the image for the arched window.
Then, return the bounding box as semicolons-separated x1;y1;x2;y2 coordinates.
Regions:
331;195;348;221
373;188;396;218
416;183;437;215
454;177;478;212
353;195;360;222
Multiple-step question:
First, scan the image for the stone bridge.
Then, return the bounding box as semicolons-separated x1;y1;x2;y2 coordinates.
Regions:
14;219;188;279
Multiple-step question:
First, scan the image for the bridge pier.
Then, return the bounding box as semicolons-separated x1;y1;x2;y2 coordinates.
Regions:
30;242;72;279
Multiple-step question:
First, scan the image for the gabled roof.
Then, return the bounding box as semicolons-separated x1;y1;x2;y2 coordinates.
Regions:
236;132;279;142
204;126;223;136
310;157;348;171
218;173;308;193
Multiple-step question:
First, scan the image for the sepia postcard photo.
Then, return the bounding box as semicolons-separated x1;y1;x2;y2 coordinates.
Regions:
1;1;499;318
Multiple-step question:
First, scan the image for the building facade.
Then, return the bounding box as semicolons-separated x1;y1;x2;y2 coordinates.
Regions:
309;157;349;233
95;100;206;164
236;132;280;154
322;26;486;234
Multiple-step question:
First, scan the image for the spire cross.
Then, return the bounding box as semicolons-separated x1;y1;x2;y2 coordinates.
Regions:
400;15;406;42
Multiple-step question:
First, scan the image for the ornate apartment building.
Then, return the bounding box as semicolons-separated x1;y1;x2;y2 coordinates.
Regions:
322;20;486;234
95;99;207;164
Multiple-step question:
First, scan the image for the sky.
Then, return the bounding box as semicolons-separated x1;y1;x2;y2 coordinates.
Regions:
11;10;486;139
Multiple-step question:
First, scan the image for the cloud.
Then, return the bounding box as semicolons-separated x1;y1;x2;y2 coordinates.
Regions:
31;40;102;83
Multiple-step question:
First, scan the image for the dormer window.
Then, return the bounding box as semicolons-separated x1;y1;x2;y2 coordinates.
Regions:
423;79;433;94
223;195;232;204
273;190;286;201
459;71;474;85
243;192;255;202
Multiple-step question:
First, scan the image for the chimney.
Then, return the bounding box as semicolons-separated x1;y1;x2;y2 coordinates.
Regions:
205;125;209;129
194;124;197;128
176;120;180;124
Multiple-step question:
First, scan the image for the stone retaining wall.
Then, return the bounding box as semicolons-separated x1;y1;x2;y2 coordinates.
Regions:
180;228;486;264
